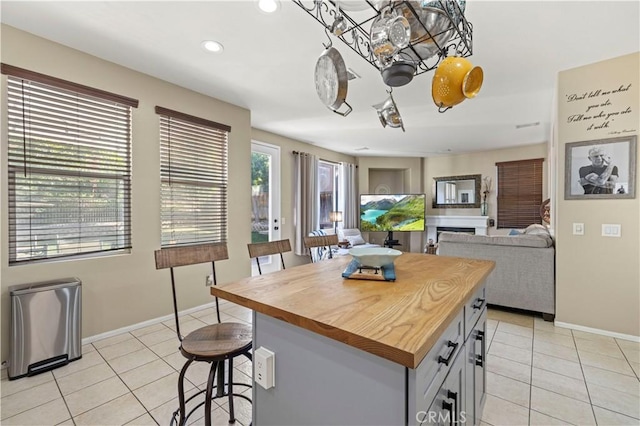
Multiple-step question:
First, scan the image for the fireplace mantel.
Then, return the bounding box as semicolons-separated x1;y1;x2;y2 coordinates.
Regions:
426;215;489;242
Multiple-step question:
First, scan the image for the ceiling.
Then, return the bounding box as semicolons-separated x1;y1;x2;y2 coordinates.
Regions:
1;1;638;157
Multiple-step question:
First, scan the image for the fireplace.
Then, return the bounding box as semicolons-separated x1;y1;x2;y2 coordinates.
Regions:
426;216;489;243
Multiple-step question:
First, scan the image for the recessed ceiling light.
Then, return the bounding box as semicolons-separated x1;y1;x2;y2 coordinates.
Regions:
201;40;223;53
257;0;280;13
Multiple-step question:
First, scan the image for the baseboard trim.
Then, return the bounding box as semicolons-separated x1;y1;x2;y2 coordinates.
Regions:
554;321;640;342
81;301;218;345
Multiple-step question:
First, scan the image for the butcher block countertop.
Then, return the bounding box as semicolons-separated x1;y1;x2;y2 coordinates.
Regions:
211;253;494;369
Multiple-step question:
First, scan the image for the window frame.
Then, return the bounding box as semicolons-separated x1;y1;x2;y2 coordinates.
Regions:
3;64;137;264
156;106;230;247
318;160;340;231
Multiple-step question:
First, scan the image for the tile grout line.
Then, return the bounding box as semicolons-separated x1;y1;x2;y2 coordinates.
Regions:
572;328;598;424
528;320;535;426
79;340;137;421
1;373;74;425
73;333;161;424
613;338;640;381
53;353;79;426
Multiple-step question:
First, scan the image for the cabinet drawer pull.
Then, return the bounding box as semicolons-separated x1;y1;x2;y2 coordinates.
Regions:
447;390;458;425
476;330;485;367
472;298;486;310
437;341;458;366
441;400;453;426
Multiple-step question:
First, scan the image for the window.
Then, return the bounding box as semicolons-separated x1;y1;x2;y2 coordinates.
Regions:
3;64;137;264
157;106;230;247
496;158;544;228
318;161;339;230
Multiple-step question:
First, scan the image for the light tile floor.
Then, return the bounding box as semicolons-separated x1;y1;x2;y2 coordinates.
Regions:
1;304;639;425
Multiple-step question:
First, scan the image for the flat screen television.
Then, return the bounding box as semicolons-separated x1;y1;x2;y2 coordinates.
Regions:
360;194;426;233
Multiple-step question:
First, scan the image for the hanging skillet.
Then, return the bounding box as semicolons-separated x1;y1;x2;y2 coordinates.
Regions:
314;41;352;117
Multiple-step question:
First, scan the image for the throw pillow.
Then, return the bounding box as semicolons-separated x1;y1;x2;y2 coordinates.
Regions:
524;223;550;236
508;229;522;236
346;235;366;246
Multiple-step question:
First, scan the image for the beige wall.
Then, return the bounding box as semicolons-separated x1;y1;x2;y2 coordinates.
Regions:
0;25;352;363
251;129;355;268
357;157;424;251
425;143;549;236
0;25;251;362
556;52;640;336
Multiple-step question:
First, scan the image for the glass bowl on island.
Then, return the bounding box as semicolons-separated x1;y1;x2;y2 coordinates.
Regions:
348;247;402;268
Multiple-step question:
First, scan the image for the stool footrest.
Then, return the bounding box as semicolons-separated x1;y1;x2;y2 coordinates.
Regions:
171;387;252;425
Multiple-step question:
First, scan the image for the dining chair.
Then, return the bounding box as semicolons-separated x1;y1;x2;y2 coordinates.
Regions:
247;239;291;275
304;234;339;263
154;243;252;426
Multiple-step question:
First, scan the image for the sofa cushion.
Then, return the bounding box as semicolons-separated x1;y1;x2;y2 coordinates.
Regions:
438;232;553;248
338;228;367;246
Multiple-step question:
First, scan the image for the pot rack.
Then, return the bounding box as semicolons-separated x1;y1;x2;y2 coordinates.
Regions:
291;0;474;77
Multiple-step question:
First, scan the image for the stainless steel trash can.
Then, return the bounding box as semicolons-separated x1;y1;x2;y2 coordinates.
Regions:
9;278;82;380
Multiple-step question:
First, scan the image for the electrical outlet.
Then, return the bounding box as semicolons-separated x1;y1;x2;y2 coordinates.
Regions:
254;347;275;389
205;274;213;287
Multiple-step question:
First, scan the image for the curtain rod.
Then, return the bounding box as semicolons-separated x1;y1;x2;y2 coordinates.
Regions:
292;150;357;167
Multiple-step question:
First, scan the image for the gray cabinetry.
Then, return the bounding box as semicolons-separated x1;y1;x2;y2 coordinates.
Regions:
420;346;465;426
412;284;487;426
252;283;488;426
465;309;487;425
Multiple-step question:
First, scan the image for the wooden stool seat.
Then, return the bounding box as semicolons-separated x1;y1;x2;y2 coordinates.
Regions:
181;323;252;359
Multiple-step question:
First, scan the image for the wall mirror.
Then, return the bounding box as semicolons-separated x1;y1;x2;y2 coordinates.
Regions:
433;174;481;208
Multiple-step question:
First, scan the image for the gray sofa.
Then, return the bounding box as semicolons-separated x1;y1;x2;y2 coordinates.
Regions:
438;227;555;320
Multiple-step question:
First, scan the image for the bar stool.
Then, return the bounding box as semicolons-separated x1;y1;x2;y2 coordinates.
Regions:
154;243;252;425
303;234;339;262
247;239;291;275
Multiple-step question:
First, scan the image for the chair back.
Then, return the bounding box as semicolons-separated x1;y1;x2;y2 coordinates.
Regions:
154;243;229;340
247;239;291;275
304;234;339;262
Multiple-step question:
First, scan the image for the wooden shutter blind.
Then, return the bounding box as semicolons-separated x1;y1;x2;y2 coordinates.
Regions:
156;106;230;247
496;158;544;229
3;64;137;264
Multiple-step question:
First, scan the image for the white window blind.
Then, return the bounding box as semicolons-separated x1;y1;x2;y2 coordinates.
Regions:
3;64;137;264
157;106;230;247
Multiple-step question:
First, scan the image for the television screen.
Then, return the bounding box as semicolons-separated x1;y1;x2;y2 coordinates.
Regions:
360;194;426;232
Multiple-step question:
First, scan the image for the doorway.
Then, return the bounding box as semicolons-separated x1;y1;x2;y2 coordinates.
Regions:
251;142;281;276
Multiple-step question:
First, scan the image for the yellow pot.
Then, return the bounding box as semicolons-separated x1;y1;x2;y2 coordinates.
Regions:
432;57;483;108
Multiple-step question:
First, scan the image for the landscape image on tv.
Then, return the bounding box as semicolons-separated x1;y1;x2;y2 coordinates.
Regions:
360;194;425;232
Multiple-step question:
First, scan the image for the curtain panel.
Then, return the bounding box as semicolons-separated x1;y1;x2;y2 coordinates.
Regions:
293;152;318;255
340;162;358;229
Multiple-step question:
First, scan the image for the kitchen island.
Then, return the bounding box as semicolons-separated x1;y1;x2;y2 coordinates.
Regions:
211;252;494;425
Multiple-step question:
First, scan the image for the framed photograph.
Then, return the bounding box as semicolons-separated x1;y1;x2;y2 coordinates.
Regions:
565;136;637;199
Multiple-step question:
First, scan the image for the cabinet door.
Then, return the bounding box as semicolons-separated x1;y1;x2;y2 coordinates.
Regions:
418;344;465;426
464;308;487;426
474;312;487;424
444;343;465;425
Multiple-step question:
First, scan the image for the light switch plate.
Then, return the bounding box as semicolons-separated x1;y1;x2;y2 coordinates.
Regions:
573;223;584;235
602;224;621;237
